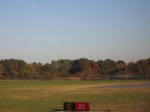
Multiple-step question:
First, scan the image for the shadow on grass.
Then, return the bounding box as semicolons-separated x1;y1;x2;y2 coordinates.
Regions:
52;109;64;112
52;109;112;112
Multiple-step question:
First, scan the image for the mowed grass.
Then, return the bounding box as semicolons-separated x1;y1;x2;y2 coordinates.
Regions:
0;80;150;112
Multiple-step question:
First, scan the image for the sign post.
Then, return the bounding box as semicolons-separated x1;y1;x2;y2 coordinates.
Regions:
64;102;90;111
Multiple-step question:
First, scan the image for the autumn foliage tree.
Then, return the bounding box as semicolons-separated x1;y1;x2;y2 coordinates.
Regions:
0;57;149;79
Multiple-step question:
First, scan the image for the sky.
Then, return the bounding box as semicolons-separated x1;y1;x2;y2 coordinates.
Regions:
0;0;150;64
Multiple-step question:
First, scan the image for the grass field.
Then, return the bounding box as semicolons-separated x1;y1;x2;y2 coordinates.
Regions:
0;80;150;112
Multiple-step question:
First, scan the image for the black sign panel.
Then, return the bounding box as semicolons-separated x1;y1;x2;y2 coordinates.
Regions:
64;102;75;111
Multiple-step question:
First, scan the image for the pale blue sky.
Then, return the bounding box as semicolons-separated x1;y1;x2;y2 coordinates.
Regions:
0;0;150;63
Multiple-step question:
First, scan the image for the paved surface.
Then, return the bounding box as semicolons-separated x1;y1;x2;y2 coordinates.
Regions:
92;83;150;89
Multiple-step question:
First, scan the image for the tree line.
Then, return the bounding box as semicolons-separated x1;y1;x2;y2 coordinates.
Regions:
0;58;150;79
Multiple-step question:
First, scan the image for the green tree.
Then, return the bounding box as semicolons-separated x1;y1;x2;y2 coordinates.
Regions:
104;59;116;75
57;59;71;77
0;64;4;78
41;63;52;79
